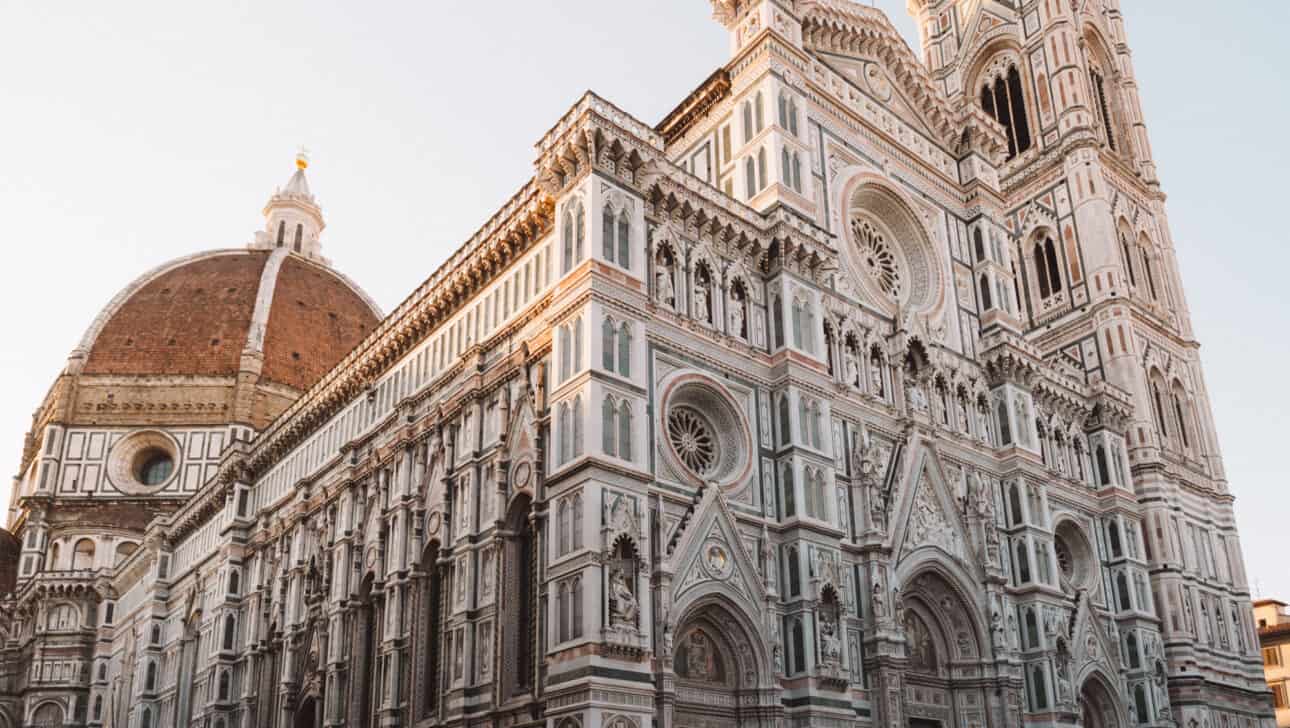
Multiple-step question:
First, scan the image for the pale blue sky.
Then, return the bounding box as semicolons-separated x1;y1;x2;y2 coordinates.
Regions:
1;2;1285;596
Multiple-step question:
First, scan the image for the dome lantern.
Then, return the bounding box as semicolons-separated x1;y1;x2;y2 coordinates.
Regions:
253;150;326;261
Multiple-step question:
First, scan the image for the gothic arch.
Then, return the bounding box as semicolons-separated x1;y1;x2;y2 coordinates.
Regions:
893;559;992;666
672;592;773;691
1076;668;1128;728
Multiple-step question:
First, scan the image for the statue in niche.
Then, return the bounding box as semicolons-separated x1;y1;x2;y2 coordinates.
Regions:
906;377;928;413
729;293;746;338
869;356;885;397
904;610;937;673
609;567;638;627
844;346;859;388
655;250;676;308
871;580;886;621
693;275;710;323
855;425;887;533
820;614;842;667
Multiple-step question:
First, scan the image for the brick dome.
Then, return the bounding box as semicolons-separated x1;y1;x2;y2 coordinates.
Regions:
68;247;381;429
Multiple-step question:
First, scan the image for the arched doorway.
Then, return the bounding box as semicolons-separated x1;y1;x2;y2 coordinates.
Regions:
293;696;317;728
899;569;990;728
1079;674;1123;728
671;598;767;728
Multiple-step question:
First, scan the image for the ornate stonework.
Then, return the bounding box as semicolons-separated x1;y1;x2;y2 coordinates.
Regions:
0;2;1269;728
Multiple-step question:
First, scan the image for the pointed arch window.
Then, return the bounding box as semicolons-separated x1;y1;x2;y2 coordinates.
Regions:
1143;252;1159;300
1117;572;1132;611
1172;391;1191;449
557;581;569;642
571;575;583;638
974;228;986;262
781;462;796;518
778;395;792;447
559;325;571;382
294;223;303;252
603;204;616;265
778;92;799;136
742;101;753;143
618;402;633;462
562;209;574;273
574;203;585;263
557;499;570;556
757;147;768;192
787;545;801;596
559;403;572;464
1151;381;1169;438
572;317;583;374
276;220;285;247
1096;445;1111;485
1033;242;1051;299
791;297;804;348
146;660;158;692
572;396;584;458
602;396;617;457
771;295;785;349
744;157;756;200
572;494;583;550
979;274;993;310
1015;541;1031;583
617;211;630;268
1121;235;1137;287
996;399;1012;445
754;91;765;133
222;613;236;651
1090;68;1117;151
617;323;631;377
980;63;1032;159
602;317;616;372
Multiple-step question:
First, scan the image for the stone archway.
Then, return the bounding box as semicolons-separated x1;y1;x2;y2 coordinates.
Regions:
1079;674;1124;728
670;597;769;728
899;568;991;728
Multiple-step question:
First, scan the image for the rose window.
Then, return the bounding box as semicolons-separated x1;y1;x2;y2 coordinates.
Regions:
851;218;903;300
668;406;718;475
659;375;753;488
1055;538;1074;581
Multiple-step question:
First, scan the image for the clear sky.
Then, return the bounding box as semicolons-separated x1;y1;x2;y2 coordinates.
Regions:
1;2;1286;596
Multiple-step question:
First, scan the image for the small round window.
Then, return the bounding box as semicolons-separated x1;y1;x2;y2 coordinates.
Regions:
136;450;174;486
108;430;180;494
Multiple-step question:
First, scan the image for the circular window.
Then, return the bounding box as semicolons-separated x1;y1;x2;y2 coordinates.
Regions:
852;217;904;300
841;183;944;317
659;374;753;490
1053;520;1096;593
107;430;179;494
668;406;718;475
135;450;174;486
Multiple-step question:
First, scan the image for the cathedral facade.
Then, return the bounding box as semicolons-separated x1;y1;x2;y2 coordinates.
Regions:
0;1;1274;728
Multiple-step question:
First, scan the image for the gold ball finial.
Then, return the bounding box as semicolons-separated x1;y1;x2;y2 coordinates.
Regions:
295;147;309;170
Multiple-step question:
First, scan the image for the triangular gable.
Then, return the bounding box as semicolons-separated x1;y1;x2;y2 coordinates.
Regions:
668;486;767;613
800;3;958;144
890;440;977;575
1070;597;1118;674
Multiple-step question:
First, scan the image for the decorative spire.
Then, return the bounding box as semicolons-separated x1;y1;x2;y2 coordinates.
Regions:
250;152;327;261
